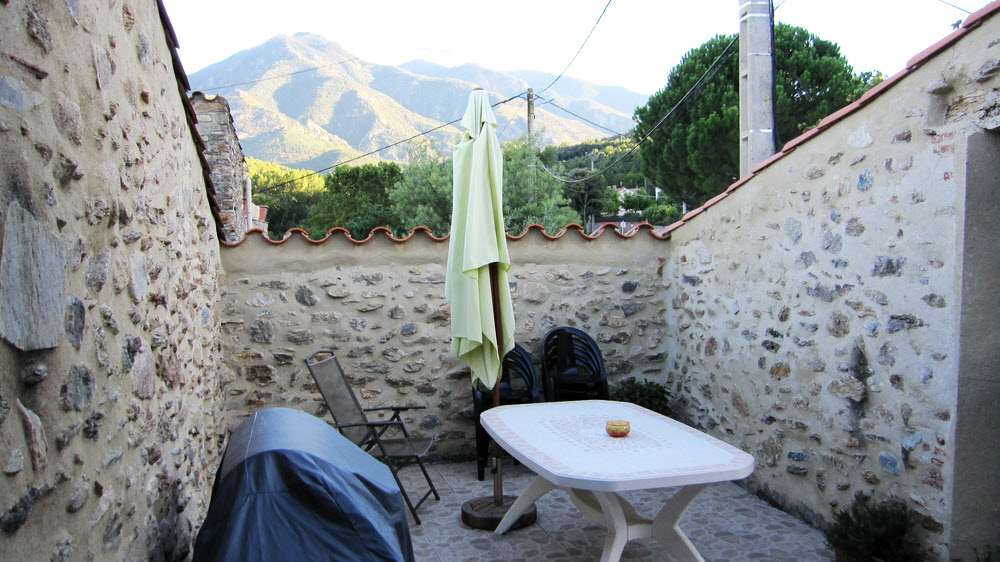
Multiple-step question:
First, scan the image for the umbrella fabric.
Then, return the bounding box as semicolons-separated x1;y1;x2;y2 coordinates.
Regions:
445;90;515;390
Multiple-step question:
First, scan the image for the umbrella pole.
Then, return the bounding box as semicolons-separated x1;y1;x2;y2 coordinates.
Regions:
489;263;504;507
460;262;537;531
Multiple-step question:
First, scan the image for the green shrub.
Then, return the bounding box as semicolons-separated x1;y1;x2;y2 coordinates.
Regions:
826;492;920;562
610;377;673;417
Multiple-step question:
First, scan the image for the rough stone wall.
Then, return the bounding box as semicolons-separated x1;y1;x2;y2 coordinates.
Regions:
661;17;999;558
218;228;671;459
0;1;226;560
191;93;248;243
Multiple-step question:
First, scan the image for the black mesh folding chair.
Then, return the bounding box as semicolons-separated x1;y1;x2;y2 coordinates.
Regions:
305;350;439;524
541;326;609;402
471;343;541;480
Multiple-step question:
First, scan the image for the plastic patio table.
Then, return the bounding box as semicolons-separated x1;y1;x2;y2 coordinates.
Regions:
483;400;755;562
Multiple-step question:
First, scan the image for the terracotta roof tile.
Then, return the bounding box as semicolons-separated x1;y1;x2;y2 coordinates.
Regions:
781;128;820;153
906;27;970;70
964;0;1000;28
726;174;755;193
749;150;787;175
816;101;861;130
681;207;705;221
858;68;912;105
660;220;686;235
702;191;729;209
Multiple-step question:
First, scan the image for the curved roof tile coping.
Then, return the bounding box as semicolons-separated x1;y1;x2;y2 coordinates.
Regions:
223;220;674;247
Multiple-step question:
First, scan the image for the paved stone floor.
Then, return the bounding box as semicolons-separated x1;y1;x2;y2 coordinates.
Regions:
400;461;834;561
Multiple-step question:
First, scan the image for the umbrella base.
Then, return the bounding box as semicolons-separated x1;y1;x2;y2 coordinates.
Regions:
461;495;536;531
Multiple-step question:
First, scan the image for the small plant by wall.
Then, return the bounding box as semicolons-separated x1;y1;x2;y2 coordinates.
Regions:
825;492;920;562
610;377;674;417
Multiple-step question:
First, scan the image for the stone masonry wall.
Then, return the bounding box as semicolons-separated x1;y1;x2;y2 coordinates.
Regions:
218;228;672;460
661;17;998;559
0;1;226;560
191;92;249;244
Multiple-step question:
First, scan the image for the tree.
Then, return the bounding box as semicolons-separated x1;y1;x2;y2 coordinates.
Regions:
308;161;404;239
247;157;325;239
634;23;878;207
502;134;580;235
560;168;618;229
390;142;454;237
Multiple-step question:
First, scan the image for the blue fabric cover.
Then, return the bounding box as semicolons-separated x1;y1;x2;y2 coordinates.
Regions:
194;407;413;561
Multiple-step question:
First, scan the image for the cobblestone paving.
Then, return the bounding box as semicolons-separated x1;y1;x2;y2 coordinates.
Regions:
399;461;833;561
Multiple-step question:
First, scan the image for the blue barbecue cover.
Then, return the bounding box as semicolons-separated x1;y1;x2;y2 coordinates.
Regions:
193;407;413;562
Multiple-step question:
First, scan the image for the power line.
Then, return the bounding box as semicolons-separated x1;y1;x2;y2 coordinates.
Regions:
538;0;613;95
933;0;972;14
541;35;739;185
256;91;527;194
497;96;526;139
191;57;360;92
538;97;622;136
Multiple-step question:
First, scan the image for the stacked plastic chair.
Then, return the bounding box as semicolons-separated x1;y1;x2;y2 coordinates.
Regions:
472;343;541;480
540;326;609;402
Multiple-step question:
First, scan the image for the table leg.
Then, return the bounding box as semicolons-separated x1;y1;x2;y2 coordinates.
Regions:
593;491;633;562
649;483;709;562
492;475;555;535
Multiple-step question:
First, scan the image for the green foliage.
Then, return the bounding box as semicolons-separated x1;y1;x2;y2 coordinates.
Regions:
635;24;879;207
644;204;680;226
622;194;653;213
610;378;673;418
502;134;580;235
550;137;644;189
826;493;919;562
390;142;454;237
247;157;325;239
308;161;404;239
560;168;619;225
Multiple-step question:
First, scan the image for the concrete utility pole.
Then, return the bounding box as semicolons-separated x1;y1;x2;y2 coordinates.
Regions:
526;88;535;137
738;0;777;177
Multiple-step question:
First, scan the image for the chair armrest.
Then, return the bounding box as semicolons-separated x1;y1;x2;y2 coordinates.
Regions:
363;405;427;412
336;420;403;430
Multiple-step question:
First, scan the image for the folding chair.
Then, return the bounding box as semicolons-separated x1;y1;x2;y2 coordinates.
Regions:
305;350;439;525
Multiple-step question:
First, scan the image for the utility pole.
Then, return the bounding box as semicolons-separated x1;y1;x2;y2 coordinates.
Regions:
739;0;777;177
526;88;535;138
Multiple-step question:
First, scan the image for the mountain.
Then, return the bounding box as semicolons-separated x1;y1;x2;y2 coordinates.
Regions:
188;33;647;171
400;61;649;127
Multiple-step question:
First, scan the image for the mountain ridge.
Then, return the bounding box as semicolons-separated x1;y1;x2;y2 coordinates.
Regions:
189;33;647;171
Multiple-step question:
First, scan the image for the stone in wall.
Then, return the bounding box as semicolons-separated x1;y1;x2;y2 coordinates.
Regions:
0;202;66;350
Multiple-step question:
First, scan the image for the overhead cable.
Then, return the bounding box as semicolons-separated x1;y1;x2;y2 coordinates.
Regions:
538;0;613;95
539;97;622;135
933;0;972;14
257;91;527;194
541;35;739;184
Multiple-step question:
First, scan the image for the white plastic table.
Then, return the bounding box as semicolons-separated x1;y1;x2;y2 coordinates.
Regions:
482;400;755;562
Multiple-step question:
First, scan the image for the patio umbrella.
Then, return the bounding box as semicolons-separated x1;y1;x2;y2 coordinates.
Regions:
446;88;514;391
446;89;534;530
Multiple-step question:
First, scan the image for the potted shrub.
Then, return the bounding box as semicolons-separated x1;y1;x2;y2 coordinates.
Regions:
826;492;920;562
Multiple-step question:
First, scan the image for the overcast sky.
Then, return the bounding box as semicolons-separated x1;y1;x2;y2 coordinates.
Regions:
161;0;980;96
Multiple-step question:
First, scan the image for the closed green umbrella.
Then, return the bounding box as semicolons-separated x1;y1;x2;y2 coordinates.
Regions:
448;89;534;530
445;89;514;391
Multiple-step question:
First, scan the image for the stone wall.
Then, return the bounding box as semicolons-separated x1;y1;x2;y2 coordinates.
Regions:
0;1;226;559
191;92;249;243
661;16;999;559
218;227;672;459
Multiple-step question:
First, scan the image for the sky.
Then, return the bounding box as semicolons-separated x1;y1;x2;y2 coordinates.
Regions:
160;0;981;96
